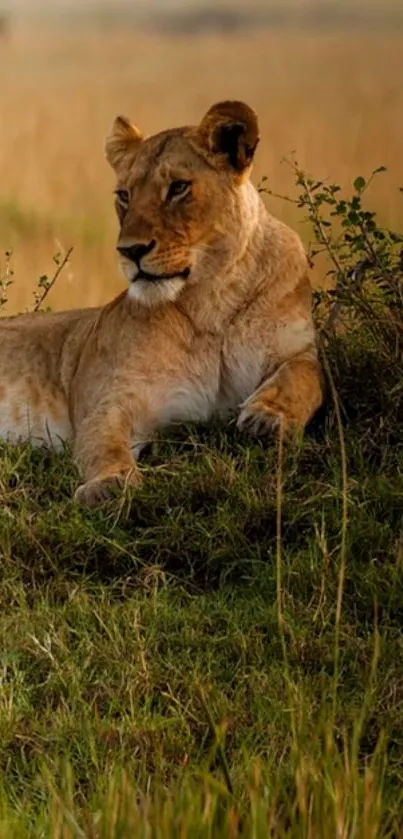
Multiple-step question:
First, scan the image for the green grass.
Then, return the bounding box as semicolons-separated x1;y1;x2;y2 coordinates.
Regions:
0;170;402;836
0;386;402;835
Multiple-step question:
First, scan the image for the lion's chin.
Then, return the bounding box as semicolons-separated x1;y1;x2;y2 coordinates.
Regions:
127;277;186;307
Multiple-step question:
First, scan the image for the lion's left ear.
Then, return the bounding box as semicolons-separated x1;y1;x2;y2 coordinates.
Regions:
196;100;260;174
105;115;143;172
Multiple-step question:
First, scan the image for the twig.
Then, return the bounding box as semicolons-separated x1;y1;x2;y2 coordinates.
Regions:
296;170;345;280
319;343;349;721
33;247;73;312
0;251;14;311
275;422;297;746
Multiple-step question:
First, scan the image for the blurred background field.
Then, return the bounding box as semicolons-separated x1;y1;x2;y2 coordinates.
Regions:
0;0;402;312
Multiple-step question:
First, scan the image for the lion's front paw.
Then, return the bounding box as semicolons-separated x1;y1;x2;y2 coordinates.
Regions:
74;469;142;508
237;401;282;438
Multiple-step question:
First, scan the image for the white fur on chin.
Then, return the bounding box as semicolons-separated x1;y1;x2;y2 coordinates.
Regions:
127;277;186;307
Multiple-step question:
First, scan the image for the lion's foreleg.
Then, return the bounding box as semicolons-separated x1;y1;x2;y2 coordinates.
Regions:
237;349;324;437
73;403;145;507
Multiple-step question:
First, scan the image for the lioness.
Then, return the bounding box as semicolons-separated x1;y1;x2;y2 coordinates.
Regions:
0;100;323;506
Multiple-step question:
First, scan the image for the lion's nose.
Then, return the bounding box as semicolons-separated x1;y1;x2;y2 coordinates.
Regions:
117;240;156;263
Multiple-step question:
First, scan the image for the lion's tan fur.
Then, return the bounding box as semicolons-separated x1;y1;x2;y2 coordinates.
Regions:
0;100;323;506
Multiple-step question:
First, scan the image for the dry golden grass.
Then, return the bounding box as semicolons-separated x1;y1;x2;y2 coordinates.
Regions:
0;25;402;312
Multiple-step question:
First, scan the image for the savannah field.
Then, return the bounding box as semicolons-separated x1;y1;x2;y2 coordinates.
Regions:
0;13;403;839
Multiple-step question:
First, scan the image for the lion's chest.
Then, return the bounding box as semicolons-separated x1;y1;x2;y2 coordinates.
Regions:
151;328;266;427
157;378;219;426
154;335;221;426
218;333;267;414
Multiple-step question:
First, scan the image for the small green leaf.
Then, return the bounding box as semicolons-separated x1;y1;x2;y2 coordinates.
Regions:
354;176;366;192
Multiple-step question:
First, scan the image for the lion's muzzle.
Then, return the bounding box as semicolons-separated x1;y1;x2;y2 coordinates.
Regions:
117;238;191;285
117;239;156;264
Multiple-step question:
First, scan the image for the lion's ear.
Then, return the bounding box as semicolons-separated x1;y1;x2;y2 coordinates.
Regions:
105;115;143;172
196;100;259;174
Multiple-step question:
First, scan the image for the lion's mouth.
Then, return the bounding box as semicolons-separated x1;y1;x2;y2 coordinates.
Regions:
134;267;191;283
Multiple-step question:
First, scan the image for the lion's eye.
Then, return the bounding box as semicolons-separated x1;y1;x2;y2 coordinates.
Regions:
115;188;130;207
167;180;191;202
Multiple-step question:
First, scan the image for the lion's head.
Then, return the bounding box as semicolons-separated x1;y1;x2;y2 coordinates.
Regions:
105;100;260;307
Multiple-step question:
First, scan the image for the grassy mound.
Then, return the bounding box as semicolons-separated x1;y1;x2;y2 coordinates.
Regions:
0;168;402;837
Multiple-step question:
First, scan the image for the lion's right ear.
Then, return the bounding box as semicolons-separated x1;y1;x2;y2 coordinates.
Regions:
105;116;143;172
